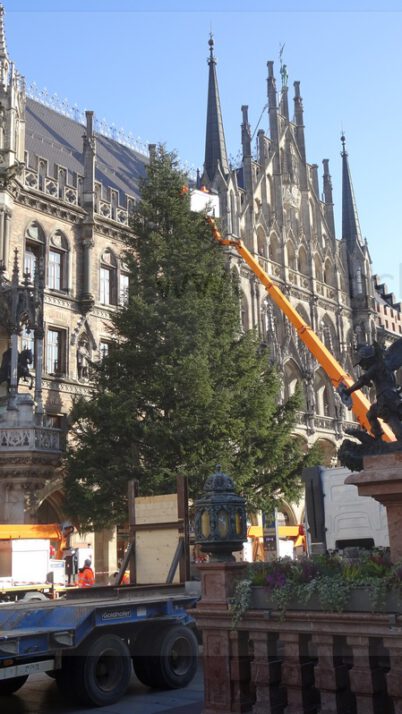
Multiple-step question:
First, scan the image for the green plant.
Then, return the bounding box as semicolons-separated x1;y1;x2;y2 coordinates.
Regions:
229;550;402;624
315;575;352;612
229;579;252;627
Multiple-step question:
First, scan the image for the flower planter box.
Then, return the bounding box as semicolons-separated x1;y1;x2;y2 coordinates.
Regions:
250;585;402;613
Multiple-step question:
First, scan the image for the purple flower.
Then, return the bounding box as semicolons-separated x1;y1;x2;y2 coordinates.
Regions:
266;571;287;590
298;559;318;583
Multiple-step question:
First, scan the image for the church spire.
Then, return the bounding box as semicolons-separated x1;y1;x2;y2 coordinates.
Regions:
0;5;9;89
203;34;229;184
341;134;363;247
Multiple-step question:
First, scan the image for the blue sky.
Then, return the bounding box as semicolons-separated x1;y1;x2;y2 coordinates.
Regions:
5;1;402;299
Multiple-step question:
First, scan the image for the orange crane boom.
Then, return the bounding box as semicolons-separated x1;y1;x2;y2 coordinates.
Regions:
207;216;395;442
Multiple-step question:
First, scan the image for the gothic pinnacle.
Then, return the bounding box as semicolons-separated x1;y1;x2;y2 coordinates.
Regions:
0;5;9;62
208;32;215;64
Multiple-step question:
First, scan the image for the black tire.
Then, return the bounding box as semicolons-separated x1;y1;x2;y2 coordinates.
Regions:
0;675;28;695
132;629;155;687
134;625;198;690
72;634;132;707
22;592;47;602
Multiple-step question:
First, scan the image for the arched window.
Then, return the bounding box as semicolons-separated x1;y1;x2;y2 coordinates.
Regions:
241;292;250;331
314;254;323;282
257;227;267;257
283;360;305;406
354;267;364;295
269;233;280;262
297;245;308;274
24;221;45;281
119;259;130;305
315;438;337;467
48;230;69;291
314;369;335;417
100;249;117;305
287;241;297;270
320;315;338;358
323;259;334;287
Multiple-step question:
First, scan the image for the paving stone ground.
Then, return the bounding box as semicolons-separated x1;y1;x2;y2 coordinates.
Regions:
0;661;204;714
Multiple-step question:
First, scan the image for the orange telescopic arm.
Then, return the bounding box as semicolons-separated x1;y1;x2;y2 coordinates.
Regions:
207;216;395;442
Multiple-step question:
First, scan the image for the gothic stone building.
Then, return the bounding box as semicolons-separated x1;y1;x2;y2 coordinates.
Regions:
0;9;401;538
200;36;402;525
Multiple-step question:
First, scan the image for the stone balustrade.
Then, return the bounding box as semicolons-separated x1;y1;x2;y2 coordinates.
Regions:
194;561;402;714
0;426;61;452
23;167;129;224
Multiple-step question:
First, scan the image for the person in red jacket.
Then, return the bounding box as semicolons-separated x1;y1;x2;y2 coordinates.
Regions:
78;559;95;588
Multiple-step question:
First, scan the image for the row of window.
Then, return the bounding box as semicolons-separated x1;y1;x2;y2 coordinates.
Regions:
23;223;129;306
25;246;129;305
22;329;110;376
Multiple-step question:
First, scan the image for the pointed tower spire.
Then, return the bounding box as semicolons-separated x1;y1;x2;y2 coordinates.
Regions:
0;5;9;89
293;81;307;190
341;134;363;246
203;34;229;184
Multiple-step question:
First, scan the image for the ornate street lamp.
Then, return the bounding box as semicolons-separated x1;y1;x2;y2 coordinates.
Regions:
194;465;247;561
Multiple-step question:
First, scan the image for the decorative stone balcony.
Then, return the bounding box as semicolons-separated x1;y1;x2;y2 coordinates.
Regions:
0;425;61;452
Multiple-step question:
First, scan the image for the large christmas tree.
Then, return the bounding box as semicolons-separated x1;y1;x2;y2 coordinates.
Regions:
64;148;313;529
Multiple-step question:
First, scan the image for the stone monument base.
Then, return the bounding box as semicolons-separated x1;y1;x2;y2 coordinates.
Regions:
345;452;402;562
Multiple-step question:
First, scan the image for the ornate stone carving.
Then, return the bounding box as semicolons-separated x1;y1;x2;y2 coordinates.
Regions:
24;169;39;189
45;177;58;196
98;201;111;218
64;186;78;205
0;429;33;448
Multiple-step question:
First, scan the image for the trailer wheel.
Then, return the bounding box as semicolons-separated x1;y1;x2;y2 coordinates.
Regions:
134;625;198;689
0;675;28;695
22;591;47;602
73;634;132;707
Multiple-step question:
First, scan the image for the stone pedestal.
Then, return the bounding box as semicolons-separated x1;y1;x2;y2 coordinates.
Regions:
197;560;248;611
0;396;62;523
345;453;402;562
195;561;252;714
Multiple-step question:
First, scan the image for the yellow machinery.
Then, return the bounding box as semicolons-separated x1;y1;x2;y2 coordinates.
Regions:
206;216;395;443
247;524;306;560
0;523;73;559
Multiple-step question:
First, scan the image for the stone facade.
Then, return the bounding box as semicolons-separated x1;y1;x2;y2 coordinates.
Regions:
0;8;147;528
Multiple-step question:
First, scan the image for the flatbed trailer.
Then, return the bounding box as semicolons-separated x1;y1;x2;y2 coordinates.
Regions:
0;583;198;707
0;581;69;603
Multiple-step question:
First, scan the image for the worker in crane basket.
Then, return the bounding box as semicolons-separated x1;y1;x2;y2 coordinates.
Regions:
78;558;95;588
